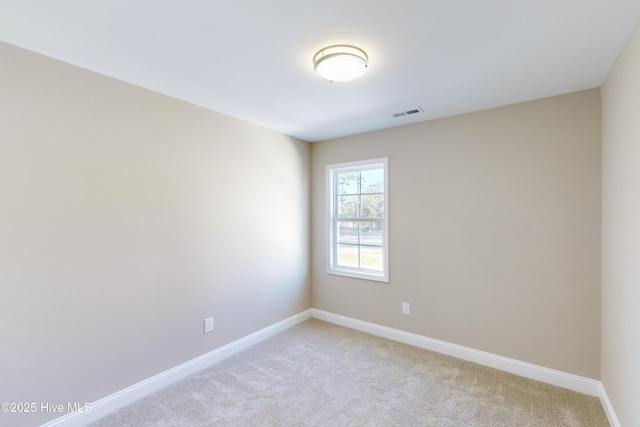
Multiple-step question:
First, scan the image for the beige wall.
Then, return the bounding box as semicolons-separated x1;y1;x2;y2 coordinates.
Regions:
311;89;602;379
601;22;640;427
0;42;310;427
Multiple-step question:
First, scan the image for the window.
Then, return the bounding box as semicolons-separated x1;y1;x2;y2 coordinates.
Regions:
326;158;388;282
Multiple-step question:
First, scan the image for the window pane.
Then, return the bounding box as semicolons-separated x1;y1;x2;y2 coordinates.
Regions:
361;169;384;193
337;244;359;268
337;195;359;218
360;246;383;271
337;221;359;244
360;222;383;246
361;194;384;218
336;171;359;195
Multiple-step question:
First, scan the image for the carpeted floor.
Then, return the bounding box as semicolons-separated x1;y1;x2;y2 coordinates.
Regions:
90;318;609;426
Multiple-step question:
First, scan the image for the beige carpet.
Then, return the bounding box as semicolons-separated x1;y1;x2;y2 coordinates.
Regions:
90;319;609;426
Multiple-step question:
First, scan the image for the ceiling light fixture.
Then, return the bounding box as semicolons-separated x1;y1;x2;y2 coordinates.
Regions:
313;45;368;82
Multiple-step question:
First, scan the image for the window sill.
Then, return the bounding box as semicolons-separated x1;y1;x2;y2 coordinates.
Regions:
326;268;389;283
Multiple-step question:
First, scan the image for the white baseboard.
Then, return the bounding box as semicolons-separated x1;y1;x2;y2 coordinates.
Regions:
598;382;622;427
311;308;602;397
41;309;312;427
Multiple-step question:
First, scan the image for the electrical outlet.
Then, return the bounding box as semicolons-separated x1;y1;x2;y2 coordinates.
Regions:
204;317;214;333
402;302;411;316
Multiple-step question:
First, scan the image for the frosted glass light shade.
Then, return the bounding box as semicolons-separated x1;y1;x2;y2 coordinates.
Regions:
313;45;368;82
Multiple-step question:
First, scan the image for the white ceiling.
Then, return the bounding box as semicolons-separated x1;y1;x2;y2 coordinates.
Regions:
1;1;639;142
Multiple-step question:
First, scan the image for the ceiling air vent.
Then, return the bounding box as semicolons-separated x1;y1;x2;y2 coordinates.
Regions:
392;107;424;118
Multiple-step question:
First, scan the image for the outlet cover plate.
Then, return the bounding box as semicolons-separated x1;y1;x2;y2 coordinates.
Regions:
204;317;214;333
402;303;410;316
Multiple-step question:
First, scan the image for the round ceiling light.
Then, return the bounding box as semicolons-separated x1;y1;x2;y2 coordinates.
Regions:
313;45;368;82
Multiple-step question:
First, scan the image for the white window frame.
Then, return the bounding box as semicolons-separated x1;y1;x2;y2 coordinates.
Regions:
326;157;389;282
